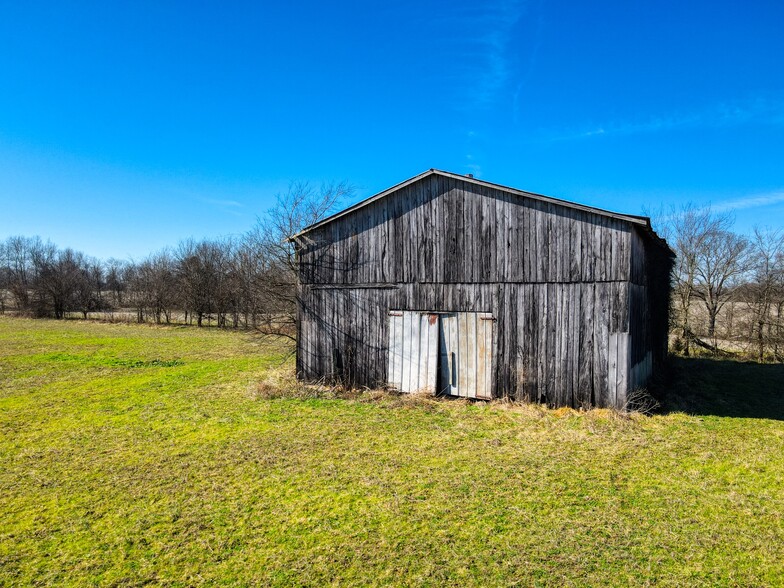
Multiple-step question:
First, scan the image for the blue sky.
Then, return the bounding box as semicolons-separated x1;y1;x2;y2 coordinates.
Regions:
1;0;783;259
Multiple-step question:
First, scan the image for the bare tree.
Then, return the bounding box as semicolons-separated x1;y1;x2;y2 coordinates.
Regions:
176;239;231;327
663;205;732;354
211;239;237;328
2;236;45;313
129;251;178;324
745;228;784;361
693;228;749;342
232;238;268;328
73;255;104;319
245;180;352;338
104;258;127;308
651;203;752;352
34;246;83;319
0;240;7;314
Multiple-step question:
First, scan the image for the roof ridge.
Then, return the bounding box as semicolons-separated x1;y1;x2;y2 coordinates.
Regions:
289;170;664;249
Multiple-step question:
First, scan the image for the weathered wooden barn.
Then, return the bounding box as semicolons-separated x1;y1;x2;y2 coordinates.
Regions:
292;169;673;409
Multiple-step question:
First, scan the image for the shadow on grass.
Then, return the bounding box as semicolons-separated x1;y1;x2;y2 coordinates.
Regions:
657;356;784;420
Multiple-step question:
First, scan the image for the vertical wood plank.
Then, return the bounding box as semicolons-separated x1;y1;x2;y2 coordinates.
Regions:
417;313;429;391
388;312;402;388
449;313;459;396
608;332;619;408
593;284;610;407
401;311;412;391
426;314;439;394
553;285;563;405
554;209;563;282
616;332;629;409
536;204;546;283
477;313;493;399
570;283;581;408
519;284;532;400
571;213;581;282
457;311;468;397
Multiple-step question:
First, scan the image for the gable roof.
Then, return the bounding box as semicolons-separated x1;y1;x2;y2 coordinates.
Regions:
290;169;671;253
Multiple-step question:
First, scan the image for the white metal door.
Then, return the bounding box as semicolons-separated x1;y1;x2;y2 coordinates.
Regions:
387;311;439;393
439;314;459;396
438;312;494;399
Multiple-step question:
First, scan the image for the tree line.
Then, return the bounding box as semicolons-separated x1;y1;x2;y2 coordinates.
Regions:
656;205;784;362
0;182;351;338
1;187;782;361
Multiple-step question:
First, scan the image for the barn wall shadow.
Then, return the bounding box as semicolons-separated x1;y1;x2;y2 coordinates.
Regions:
655;357;784;420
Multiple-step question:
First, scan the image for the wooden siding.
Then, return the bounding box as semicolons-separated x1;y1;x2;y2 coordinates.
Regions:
297;175;632;286
628;225;672;391
298;281;632;408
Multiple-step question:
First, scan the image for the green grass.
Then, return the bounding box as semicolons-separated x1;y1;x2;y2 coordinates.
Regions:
1;317;783;587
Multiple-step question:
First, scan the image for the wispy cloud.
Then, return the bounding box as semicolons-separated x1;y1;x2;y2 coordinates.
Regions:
711;190;784;213
444;0;527;111
197;196;245;217
201;197;243;208
548;96;784;142
512;0;544;125
653;190;784;228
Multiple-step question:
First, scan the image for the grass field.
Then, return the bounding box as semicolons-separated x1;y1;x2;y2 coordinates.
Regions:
1;317;784;586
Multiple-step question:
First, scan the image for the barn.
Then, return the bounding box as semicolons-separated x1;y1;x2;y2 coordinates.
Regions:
291;169;673;409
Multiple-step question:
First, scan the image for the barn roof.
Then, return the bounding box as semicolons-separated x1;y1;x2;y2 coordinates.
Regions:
291;169;672;253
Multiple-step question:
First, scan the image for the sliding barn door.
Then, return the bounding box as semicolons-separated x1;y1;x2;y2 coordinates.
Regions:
388;311;494;399
438;314;459;396
387;311;439;393
438;312;493;399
